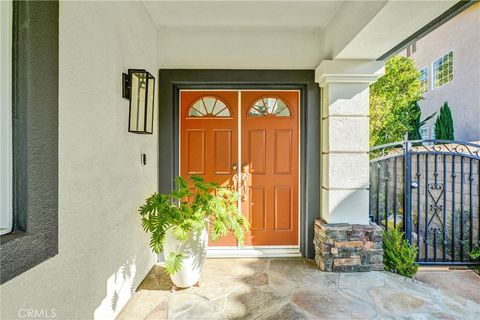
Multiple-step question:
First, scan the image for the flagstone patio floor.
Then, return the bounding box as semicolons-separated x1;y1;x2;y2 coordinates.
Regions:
117;258;480;319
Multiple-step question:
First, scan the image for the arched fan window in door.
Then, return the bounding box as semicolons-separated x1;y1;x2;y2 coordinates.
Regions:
248;97;291;117
187;96;231;118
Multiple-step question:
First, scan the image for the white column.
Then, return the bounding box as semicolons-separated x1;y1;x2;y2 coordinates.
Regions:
316;60;384;225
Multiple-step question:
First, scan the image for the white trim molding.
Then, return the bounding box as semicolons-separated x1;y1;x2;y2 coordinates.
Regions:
0;0;13;235
207;246;302;258
315;60;384;87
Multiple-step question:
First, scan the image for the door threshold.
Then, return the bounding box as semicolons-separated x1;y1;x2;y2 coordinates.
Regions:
207;246;301;258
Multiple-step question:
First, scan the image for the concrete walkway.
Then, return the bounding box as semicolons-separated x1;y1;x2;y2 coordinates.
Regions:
117;258;480;319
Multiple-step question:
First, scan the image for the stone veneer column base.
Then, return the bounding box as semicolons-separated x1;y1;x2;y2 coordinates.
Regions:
314;219;384;272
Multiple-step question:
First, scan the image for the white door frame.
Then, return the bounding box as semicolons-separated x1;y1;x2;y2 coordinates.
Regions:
179;89;301;258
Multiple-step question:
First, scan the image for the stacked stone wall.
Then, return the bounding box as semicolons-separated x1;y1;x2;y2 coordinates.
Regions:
314;220;384;272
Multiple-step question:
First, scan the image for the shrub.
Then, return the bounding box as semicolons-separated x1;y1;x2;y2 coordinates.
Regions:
434;102;454;140
382;228;419;277
469;246;480;260
470;247;480;275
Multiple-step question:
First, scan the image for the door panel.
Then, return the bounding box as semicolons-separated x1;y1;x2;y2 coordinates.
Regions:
249;130;267;174
241;91;299;246
186;129;205;175
249;187;266;230
274;186;292;231
274;129;292;174
213;129;232;175
180;91;238;246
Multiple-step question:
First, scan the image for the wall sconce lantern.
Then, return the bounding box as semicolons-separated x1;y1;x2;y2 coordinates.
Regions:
122;69;155;134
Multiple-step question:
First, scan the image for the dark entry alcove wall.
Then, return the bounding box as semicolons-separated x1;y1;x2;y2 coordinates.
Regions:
157;70;320;258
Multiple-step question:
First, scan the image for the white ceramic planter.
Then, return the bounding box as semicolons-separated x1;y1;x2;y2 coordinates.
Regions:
164;226;208;288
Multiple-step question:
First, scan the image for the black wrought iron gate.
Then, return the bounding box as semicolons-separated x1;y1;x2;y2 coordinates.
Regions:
369;140;480;265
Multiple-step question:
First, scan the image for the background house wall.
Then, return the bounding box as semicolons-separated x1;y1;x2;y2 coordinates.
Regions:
0;1;158;319
400;3;480;142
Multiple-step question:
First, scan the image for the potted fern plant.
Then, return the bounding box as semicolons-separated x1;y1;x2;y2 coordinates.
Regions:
139;175;249;289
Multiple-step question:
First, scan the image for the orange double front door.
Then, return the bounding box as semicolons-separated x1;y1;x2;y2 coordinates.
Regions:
180;90;299;247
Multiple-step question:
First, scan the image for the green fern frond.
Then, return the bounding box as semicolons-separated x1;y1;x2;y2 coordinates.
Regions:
172;226;188;241
165;252;184;275
149;227;167;253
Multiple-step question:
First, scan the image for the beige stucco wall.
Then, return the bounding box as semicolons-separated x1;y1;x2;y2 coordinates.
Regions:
402;3;480;142
0;1;158;319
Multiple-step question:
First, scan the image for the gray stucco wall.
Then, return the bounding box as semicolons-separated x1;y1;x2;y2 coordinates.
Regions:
0;0;59;285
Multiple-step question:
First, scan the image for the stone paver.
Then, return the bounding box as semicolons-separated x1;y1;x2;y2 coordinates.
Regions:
338;271;384;289
117;258;480;320
291;287;378;319
415;270;480;305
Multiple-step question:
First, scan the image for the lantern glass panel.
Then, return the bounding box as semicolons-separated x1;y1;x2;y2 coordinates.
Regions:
145;74;155;133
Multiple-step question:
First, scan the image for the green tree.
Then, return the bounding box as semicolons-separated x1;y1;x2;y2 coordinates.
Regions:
434;102;454;140
370;56;422;146
407;101;422;140
408;101;436;140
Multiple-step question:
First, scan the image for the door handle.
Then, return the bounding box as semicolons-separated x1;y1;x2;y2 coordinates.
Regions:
240;173;248;202
240;162;248;202
231;162;238;193
232;174;238;193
